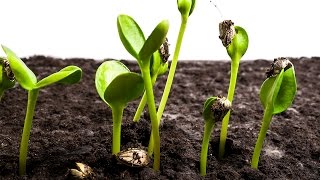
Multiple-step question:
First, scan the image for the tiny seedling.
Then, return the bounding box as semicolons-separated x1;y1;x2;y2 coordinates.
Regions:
95;60;144;155
200;96;231;176
251;57;297;169
218;20;249;158
148;0;196;156
117;14;169;170
0;57;15;100
1;45;82;176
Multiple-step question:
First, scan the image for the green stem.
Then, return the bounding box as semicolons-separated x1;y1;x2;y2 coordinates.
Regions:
133;73;158;122
19;89;39;176
200;121;215;176
111;105;124;155
156;16;188;123
251;105;273;169
148;16;189;155
141;66;160;170
218;59;240;159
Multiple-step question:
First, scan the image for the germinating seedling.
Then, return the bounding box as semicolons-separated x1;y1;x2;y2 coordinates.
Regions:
218;20;249;158
95;60;144;155
200;96;231;176
148;0;196;156
251;57;297;169
1;45;82;176
0;57;15;100
117;14;169;170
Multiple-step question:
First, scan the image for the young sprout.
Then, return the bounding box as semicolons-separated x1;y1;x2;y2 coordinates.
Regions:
1;45;82;176
251;57;297;169
0;57;15;100
117;14;169;170
148;0;196;156
95;60;144;155
218;20;249;158
200;96;231;176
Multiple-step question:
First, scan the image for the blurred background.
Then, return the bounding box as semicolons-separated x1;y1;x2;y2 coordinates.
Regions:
0;0;319;61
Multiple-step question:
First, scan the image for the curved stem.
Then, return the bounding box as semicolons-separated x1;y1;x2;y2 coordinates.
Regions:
111;105;124;155
200;121;215;176
148;16;189;155
141;66;160;170
218;59;240;159
251;106;273;169
19;89;39;176
133;73;158;122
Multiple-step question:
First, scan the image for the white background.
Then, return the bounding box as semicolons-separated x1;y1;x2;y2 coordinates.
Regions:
0;0;319;61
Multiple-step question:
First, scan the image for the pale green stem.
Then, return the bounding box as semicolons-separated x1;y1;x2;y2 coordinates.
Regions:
218;59;240;159
141;65;160;170
200;121;215;176
251;105;273;169
111;105;124;155
133;73;158;122
156;15;188;123
19;89;39;176
148;15;189;155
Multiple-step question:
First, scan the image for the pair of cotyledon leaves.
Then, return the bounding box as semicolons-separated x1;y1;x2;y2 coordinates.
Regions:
1;45;82;92
95;15;169;109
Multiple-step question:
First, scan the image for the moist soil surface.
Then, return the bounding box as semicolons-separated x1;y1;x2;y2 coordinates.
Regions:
0;56;319;180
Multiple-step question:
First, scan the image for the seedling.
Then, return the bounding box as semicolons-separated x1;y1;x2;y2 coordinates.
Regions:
251;57;297;169
0;57;15;100
117;14;169;170
200;96;231;176
1;45;82;176
218;20;249;158
148;0;196;156
95;60;144;155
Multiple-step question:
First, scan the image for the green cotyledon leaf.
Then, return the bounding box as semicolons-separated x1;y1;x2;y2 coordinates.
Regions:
117;14;145;60
138;20;169;66
227;26;249;63
260;67;297;114
95;60;144;108
2;45;37;90
35;66;82;89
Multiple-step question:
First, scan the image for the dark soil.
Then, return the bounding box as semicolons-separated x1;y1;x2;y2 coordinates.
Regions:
0;56;319;179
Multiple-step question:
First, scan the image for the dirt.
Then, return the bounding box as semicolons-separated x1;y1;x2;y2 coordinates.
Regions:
0;56;319;180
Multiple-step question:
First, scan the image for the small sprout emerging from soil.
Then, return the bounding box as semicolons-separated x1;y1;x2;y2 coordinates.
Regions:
95;60;144;155
0;57;15;100
200;96;231;176
115;148;150;167
69;162;95;179
117;14;169;170
251;57;297;169
1;45;82;176
218;20;249;159
148;0;196;159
